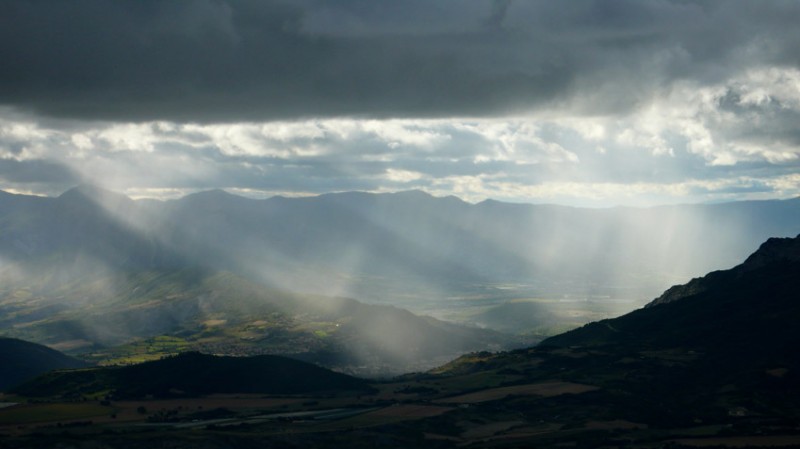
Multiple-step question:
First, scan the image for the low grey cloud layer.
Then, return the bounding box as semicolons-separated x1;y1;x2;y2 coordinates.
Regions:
2;0;800;121
1;1;799;205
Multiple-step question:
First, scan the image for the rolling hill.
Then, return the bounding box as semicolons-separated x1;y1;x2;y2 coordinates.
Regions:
0;337;88;391
0;268;518;376
12;351;369;398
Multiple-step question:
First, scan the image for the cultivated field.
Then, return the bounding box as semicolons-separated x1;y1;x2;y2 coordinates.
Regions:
437;381;598;404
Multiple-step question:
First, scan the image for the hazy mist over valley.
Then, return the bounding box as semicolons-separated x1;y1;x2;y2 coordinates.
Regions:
1;184;799;376
2;1;800;447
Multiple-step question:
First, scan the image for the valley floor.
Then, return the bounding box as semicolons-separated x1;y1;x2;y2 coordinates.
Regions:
3;349;799;449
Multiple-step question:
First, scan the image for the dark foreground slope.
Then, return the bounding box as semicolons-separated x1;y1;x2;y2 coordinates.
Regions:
0;338;87;391
13;352;369;398
410;234;800;446
546;234;800;358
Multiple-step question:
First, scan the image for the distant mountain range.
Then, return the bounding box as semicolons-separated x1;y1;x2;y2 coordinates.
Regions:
2;185;800;306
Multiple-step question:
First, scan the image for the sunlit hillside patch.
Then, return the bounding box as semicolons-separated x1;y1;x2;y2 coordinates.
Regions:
88;336;191;366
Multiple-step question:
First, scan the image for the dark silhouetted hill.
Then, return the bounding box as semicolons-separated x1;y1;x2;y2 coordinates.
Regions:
544;234;800;356
426;234;800;441
13;352;369;398
0;337;88;391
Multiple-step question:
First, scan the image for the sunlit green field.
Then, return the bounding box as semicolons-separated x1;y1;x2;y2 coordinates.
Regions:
85;336;191;366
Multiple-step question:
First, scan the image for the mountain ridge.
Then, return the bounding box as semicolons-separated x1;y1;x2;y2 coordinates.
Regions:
7;185;800;212
647;233;800;307
541;233;800;355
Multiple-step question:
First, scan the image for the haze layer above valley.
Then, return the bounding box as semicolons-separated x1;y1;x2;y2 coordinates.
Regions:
2;185;799;335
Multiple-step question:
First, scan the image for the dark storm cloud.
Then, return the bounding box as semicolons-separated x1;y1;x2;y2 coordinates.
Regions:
485;0;512;30
2;0;799;122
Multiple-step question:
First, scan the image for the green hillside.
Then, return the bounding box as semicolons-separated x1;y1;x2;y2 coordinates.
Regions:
0;268;519;376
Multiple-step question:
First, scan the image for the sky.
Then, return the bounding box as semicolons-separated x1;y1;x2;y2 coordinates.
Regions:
2;0;800;206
